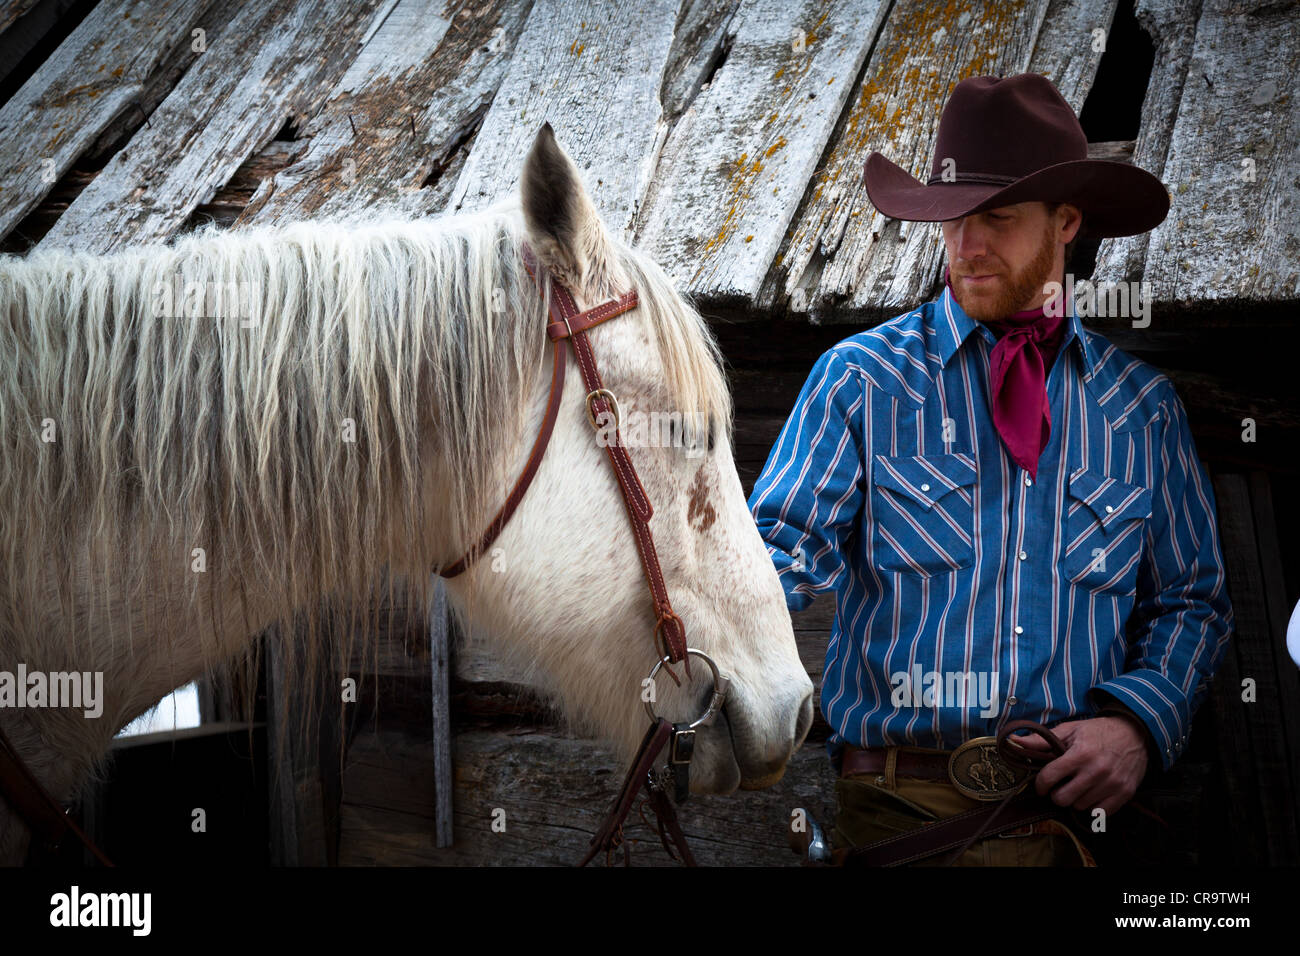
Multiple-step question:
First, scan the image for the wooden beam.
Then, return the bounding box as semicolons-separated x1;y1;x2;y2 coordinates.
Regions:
1027;0;1121;113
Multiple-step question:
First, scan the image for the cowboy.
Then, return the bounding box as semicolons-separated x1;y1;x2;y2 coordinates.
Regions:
748;73;1234;866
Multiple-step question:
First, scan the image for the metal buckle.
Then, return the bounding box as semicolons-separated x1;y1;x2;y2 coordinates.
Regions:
643;648;730;730
947;736;1032;801
586;388;621;431
669;728;696;764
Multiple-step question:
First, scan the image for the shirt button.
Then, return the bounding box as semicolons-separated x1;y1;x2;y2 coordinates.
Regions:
1007;696;1017;705
1018;550;1027;560
1024;475;1032;486
1014;625;1023;635
920;483;930;492
1105;505;1114;513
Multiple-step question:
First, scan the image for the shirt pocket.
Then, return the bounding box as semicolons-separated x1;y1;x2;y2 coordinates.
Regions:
871;453;977;576
1062;469;1152;594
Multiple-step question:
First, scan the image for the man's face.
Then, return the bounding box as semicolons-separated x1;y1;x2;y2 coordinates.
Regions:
941;201;1079;321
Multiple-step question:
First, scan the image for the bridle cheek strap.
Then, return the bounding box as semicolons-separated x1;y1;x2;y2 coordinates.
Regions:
435;242;688;672
433;318;567;578
434;240;699;866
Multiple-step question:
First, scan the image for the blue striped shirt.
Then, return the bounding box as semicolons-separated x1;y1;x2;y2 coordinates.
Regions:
747;285;1234;771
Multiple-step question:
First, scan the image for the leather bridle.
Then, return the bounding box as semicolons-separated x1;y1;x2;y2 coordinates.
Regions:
435;241;729;866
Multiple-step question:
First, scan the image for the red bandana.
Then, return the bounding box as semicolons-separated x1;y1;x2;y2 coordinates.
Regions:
945;269;1068;480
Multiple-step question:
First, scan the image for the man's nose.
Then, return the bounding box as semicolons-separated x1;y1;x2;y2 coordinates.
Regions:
952;218;987;261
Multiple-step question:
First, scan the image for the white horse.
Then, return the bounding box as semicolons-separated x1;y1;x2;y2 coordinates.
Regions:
0;124;813;865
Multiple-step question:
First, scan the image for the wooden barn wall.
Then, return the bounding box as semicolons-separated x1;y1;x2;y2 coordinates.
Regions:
1;0;1296;866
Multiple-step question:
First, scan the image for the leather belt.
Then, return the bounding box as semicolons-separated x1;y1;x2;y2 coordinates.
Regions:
842;735;1036;801
835;721;1070;866
840;745;949;781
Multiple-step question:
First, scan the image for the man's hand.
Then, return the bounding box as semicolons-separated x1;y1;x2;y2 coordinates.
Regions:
1008;717;1147;816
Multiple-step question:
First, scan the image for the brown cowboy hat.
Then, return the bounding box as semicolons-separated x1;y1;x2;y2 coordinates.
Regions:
862;73;1169;238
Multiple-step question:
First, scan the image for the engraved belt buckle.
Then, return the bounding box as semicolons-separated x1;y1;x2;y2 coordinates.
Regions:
947;736;1032;801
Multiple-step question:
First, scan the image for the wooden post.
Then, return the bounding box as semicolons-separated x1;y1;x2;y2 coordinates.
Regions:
430;575;453;848
265;630;329;866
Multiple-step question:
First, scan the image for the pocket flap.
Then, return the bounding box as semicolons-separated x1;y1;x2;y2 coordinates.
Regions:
873;453;977;511
1067;469;1152;527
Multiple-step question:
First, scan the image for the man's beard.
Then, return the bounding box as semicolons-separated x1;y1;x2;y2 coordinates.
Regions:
950;224;1059;322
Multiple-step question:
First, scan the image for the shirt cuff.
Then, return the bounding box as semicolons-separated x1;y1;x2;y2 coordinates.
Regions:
1089;674;1189;771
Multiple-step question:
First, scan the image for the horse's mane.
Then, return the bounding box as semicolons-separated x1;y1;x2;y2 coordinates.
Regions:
0;199;733;739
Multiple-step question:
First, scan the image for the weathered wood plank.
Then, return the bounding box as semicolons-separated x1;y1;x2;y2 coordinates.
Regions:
660;0;741;122
38;0;389;252
0;0;214;242
1099;0;1300;304
79;0;251;169
240;0;534;225
337;727;838;865
1093;0;1204;286
1025;0;1120;113
445;0;681;228
758;0;1055;318
635;0;889;302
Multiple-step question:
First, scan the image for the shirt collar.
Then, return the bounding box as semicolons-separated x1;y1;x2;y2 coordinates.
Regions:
930;283;1151;432
934;282;1094;373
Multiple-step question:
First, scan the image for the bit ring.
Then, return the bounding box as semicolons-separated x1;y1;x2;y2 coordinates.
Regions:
643;648;731;730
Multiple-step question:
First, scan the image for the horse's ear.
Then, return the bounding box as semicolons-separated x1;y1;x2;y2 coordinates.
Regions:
520;122;617;298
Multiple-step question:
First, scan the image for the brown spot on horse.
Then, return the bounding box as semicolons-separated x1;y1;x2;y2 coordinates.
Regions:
687;465;716;532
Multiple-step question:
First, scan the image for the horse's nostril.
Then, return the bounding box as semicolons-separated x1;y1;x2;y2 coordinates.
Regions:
794;692;814;745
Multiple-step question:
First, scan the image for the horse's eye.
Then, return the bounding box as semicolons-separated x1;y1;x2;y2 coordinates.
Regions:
666;416;714;454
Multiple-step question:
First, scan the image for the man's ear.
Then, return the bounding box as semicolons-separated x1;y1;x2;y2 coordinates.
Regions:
1058;202;1084;245
519;122;622;302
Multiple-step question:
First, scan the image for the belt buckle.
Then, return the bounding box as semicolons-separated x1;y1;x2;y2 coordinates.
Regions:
947;736;1032;801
